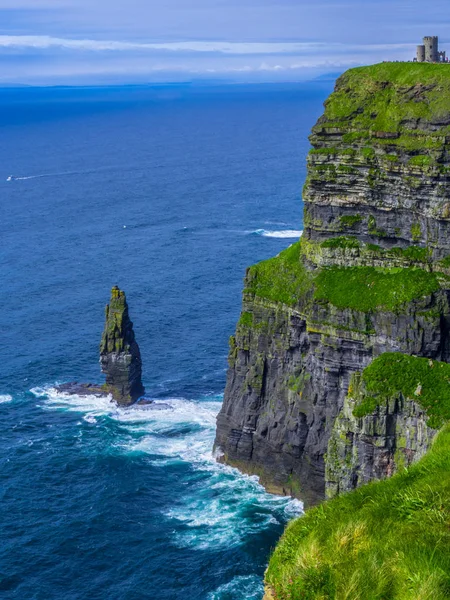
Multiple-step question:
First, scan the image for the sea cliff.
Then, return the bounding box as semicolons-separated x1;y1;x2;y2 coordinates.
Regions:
214;63;450;596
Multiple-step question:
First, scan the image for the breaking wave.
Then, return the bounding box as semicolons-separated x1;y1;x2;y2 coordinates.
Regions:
251;229;303;239
0;394;13;403
31;385;303;551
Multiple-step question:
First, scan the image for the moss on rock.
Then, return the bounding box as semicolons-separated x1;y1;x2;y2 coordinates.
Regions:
353;352;450;428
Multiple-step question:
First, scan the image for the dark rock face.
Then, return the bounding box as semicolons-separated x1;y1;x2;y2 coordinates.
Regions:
326;391;436;499
214;65;450;506
99;286;145;406
215;287;449;506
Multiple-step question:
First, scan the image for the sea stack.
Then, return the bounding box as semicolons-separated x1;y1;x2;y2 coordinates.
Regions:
100;286;145;405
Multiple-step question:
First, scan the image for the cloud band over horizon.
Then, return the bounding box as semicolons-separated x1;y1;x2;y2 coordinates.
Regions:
0;35;416;55
1;1;449;85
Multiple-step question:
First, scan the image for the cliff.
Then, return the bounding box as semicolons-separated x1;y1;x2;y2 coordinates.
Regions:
212;62;450;597
100;286;144;405
214;62;450;510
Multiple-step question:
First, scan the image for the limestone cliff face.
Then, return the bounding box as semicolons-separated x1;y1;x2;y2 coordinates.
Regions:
100;286;144;406
214;64;450;506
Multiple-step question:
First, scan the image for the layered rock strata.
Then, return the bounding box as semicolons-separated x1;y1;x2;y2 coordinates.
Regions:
215;63;450;506
100;286;145;405
57;286;145;406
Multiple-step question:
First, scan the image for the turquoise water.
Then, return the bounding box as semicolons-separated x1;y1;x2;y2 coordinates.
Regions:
0;82;331;599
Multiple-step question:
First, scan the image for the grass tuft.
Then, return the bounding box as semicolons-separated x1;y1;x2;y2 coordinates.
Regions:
245;240;313;307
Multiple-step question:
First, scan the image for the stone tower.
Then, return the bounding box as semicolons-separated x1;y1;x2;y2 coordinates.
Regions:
416;45;425;62
424;36;438;62
100;286;145;405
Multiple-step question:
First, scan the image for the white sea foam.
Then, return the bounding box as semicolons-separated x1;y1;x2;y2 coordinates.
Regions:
34;385;304;550
6;166;121;183
208;575;264;600
251;228;303;239
6;173;61;182
0;394;13;403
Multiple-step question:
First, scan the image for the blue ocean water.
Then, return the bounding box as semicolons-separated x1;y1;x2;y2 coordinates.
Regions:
0;82;331;599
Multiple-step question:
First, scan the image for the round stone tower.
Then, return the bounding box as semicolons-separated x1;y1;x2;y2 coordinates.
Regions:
417;45;426;62
424;36;438;62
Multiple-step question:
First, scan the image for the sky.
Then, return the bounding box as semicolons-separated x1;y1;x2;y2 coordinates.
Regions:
1;0;450;85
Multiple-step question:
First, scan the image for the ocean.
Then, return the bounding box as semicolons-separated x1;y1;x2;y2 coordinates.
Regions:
0;81;332;599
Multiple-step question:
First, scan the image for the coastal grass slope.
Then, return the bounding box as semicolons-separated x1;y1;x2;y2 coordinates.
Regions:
265;424;450;600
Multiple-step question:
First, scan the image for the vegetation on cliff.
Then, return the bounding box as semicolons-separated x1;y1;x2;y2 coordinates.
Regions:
247;241;442;314
352;353;450;428
317;62;450;152
246;240;313;307
314;267;441;313
266;424;450;600
217;62;450;598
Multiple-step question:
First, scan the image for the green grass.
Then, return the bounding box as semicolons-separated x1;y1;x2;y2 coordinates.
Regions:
314;266;440;313
245;241;313;307
247;243;440;313
321;236;361;249
265;424;450;600
411;223;422;242
409;155;434;167
369;244;431;262
311;63;450;154
438;255;450;269
321;63;450;134
238;311;253;327
339;215;362;228
353;353;450;428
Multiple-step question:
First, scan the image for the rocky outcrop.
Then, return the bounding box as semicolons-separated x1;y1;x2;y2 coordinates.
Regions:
214;63;450;506
326;385;436;499
56;287;146;406
100;286;144;405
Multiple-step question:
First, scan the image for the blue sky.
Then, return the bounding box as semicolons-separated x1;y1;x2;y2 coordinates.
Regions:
1;0;449;84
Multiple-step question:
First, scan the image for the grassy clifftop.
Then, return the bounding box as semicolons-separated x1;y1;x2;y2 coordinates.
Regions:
352;353;450;428
313;62;450;153
322;62;450;132
267;353;450;598
225;63;450;598
266;423;450;600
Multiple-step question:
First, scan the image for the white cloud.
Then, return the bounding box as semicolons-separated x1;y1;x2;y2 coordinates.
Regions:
0;34;416;55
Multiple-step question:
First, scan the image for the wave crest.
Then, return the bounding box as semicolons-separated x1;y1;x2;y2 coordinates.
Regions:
251;228;303;239
32;385;303;550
